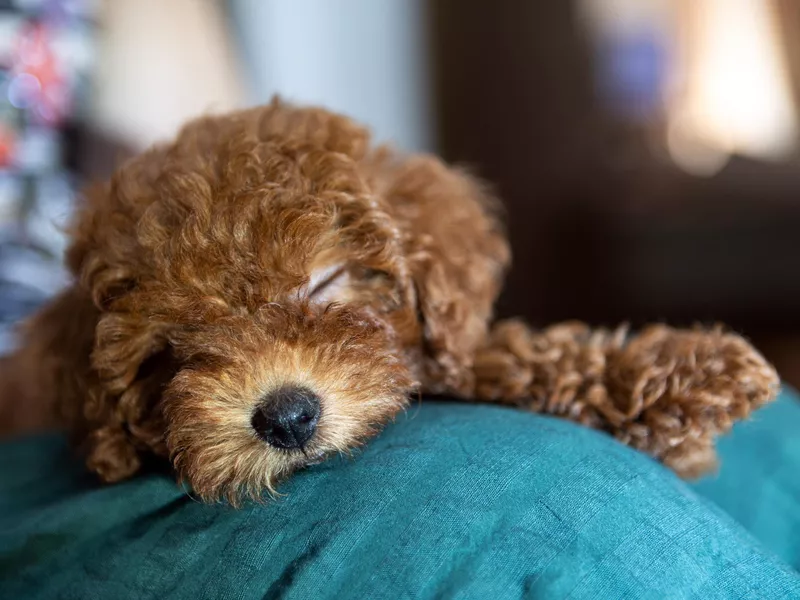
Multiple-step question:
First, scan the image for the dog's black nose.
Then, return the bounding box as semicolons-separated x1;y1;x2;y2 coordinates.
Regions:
251;386;321;450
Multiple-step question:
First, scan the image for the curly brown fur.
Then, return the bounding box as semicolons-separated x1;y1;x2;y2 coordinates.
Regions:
473;320;780;477
0;99;779;503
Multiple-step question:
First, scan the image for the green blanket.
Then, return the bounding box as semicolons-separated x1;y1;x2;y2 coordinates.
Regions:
2;390;799;599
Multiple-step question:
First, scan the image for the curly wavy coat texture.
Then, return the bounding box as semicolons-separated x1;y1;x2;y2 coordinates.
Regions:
2;99;779;503
473;321;779;478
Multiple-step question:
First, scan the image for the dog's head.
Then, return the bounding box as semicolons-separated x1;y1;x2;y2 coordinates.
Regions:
59;100;509;502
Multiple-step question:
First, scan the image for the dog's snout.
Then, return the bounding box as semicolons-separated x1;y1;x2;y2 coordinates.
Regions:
251;386;321;450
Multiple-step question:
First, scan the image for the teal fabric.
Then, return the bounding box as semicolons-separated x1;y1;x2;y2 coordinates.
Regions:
692;386;800;570
1;394;799;599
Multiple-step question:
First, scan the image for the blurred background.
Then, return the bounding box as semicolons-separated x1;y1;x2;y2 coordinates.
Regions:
1;0;799;385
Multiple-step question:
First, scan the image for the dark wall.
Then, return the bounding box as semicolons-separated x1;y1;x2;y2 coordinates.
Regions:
429;1;800;339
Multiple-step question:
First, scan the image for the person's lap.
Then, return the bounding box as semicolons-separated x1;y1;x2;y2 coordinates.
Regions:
1;390;799;599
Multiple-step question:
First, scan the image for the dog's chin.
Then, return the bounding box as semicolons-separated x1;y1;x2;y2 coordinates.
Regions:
171;437;334;506
302;451;327;466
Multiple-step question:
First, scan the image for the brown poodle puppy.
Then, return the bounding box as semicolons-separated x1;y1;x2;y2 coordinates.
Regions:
3;99;779;504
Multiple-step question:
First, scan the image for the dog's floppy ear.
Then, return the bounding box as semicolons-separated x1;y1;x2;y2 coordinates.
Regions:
55;177;174;482
3;283;140;478
383;156;511;394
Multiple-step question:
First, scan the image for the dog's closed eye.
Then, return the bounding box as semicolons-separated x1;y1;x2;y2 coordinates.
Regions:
308;264;349;303
307;264;395;306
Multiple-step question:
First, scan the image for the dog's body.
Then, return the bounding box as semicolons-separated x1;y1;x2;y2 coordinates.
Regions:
3;101;778;503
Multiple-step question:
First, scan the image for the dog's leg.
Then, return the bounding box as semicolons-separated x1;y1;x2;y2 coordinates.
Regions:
0;288;98;438
472;320;780;477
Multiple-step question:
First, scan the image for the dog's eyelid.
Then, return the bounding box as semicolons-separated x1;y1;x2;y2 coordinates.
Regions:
308;266;347;297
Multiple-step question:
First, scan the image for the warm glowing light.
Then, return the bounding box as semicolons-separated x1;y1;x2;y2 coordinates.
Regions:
668;0;798;172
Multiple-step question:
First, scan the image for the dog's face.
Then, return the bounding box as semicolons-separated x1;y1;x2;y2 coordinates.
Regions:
60;101;509;503
154;182;424;502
